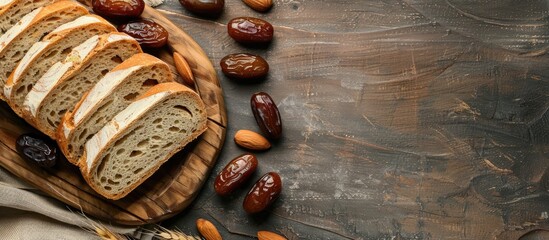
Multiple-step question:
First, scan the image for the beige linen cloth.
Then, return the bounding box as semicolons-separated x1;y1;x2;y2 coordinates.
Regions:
0;167;142;240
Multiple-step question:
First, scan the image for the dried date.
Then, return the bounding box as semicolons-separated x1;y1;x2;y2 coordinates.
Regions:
228;17;273;44
251;92;282;140
243;172;282;214
220;53;269;81
117;19;169;48
92;0;145;21
16;133;58;168
214;153;258;196
179;0;224;17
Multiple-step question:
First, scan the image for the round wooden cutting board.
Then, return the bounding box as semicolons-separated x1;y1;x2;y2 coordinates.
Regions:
0;3;226;225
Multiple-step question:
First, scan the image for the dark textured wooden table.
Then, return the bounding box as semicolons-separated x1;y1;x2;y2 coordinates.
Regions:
157;0;549;239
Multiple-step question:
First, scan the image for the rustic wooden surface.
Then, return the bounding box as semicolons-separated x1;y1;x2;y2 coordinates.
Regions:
156;0;549;239
0;3;226;225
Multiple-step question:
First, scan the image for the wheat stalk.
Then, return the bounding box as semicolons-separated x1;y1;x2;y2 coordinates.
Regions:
65;207;128;240
93;225;127;240
62;204;198;240
151;226;201;240
89;224;201;240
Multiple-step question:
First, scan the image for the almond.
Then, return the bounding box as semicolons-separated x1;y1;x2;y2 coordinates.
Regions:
242;0;272;12
173;52;195;88
258;231;287;240
196;218;222;240
234;129;271;151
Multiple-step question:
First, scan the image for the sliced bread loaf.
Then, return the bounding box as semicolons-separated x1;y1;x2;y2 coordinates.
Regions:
0;0;88;100
81;82;207;200
23;32;142;138
0;0;57;33
4;14;116;116
58;53;175;165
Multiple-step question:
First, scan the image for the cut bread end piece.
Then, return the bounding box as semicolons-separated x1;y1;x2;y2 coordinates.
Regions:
0;0;88;100
23;32;142;138
58;53;174;165
81;82;207;200
4;14;116;117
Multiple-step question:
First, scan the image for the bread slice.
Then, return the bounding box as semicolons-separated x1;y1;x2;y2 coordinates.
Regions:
81;82;207;200
23;32;142;138
58;53;175;165
4;14;116;116
0;0;88;100
0;0;57;33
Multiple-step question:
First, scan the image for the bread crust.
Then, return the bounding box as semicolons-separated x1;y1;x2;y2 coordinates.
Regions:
107;52;168;73
79;82;207;200
57;90;89;164
42;14;114;42
57;53;174;164
0;0;88;100
4;14;116;117
22;32;142;138
0;0;59;32
16;1;87;34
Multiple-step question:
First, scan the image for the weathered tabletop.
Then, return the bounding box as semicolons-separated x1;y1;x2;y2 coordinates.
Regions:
158;0;549;239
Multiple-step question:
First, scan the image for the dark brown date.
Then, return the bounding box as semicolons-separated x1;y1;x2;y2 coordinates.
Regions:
16;133;58;168
117;19;169;48
214;153;258;196
220;53;269;81
92;0;144;21
228;17;273;44
251;92;282;140
179;0;224;17
243;172;282;214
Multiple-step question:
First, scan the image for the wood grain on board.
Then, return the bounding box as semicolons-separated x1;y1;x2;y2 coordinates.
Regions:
0;3;226;225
